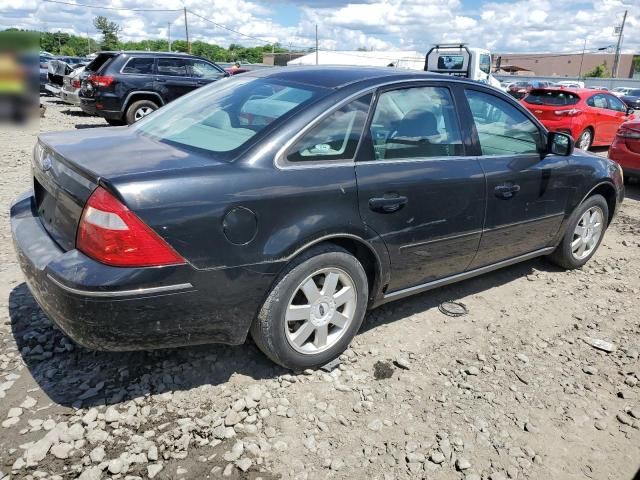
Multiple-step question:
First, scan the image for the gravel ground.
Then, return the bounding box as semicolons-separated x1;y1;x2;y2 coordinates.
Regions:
0;97;639;480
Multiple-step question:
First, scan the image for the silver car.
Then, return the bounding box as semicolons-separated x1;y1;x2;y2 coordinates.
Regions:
60;66;85;106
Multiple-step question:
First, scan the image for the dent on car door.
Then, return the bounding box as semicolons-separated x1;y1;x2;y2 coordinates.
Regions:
355;84;485;292
462;88;571;269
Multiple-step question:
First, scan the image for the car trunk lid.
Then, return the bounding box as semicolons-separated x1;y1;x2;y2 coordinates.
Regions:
523;89;581;121
35;127;228;252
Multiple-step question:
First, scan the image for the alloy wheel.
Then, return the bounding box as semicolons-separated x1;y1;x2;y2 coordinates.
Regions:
578;130;592;150
284;267;357;355
134;106;154;121
571;206;603;260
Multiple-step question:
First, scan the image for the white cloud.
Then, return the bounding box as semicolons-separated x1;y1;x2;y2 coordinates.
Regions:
0;0;636;54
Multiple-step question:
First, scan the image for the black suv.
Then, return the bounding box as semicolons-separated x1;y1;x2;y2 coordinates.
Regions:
79;51;227;125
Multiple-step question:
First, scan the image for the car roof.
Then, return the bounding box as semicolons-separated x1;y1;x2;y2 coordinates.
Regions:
96;51;201;58
239;65;456;90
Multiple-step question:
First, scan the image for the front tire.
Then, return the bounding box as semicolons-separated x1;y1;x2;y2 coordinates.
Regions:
548;194;608;269
251;245;368;370
125;99;158;125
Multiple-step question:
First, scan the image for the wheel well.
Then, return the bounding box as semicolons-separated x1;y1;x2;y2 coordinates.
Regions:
124;93;162;112
311;238;380;300
588;183;616;224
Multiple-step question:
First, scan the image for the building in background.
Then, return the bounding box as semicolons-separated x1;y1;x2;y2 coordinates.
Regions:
493;52;638;78
262;52;306;66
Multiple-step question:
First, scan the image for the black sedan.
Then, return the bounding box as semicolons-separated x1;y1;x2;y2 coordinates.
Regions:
621;88;640;110
11;67;624;370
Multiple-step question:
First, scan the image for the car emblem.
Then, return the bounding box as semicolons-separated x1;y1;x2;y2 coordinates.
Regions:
42;154;53;172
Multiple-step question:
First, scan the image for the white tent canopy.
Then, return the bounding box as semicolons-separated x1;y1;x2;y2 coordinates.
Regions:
288;51;425;71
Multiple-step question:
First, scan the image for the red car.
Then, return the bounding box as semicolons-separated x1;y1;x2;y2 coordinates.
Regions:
521;88;636;150
609;120;640;178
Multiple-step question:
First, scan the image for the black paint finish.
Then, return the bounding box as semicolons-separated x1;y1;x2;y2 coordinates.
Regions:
11;67;625;351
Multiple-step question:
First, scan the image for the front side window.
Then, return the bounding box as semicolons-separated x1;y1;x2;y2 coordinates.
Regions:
133;77;324;158
286;94;371;163
122;57;154;75
157;58;188;76
190;60;225;80
465;89;541;155
587;94;608;109
368;86;463;160
479;54;491;75
606;94;627;112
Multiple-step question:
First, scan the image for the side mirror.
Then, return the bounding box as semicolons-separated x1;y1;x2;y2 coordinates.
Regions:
547;131;574;156
627;107;635;116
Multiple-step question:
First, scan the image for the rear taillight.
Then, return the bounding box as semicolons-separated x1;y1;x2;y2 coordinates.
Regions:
71;79;81;88
88;74;115;87
617;126;640;139
554;109;582;117
76;187;185;267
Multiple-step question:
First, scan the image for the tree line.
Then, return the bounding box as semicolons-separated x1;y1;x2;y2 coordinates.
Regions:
29;15;304;64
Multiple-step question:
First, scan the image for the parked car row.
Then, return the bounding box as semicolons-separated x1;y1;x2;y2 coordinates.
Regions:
42;51;230;126
519;86;639;178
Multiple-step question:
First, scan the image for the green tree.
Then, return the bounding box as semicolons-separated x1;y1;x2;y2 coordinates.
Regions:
93;16;120;51
584;63;610;78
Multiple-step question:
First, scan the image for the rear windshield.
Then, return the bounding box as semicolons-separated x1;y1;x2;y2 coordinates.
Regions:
132;76;325;160
525;89;579;106
85;53;116;73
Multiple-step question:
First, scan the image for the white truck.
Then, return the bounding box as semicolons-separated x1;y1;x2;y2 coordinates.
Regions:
424;44;502;89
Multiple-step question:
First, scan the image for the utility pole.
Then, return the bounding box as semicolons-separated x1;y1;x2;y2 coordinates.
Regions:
578;38;587;78
612;9;627;78
87;30;91;55
184;7;191;53
315;24;318;65
168;22;171;52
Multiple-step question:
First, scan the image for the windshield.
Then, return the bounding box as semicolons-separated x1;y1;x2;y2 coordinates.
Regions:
132;76;325;159
525;89;579;106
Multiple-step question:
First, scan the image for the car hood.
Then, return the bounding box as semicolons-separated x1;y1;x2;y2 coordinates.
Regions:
38;127;228;182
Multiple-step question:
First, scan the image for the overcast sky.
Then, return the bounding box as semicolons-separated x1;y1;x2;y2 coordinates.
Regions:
1;0;638;54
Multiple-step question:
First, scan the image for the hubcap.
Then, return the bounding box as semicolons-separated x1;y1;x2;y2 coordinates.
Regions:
134;106;154;121
579;131;591;150
571;206;603;260
285;267;357;355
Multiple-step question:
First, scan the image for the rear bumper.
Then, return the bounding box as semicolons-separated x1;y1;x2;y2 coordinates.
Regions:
60;88;80;106
610;136;640;176
45;83;61;96
11;192;275;351
80;98;122;120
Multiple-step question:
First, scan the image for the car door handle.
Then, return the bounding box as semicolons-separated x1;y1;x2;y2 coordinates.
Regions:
368;194;408;213
494;184;521;199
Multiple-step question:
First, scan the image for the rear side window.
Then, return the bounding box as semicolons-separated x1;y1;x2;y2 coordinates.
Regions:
367;86;464;160
586;94;608;109
525;90;579;106
157;58;189;76
465;89;540;156
286;94;372;163
122;57;155;75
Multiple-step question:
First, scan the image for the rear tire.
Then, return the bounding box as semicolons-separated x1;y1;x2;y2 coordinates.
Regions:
577;128;593;151
251;245;368;370
125;99;158;125
548;194;608;269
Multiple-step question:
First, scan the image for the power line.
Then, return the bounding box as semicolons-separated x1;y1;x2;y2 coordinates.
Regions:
41;0;181;12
